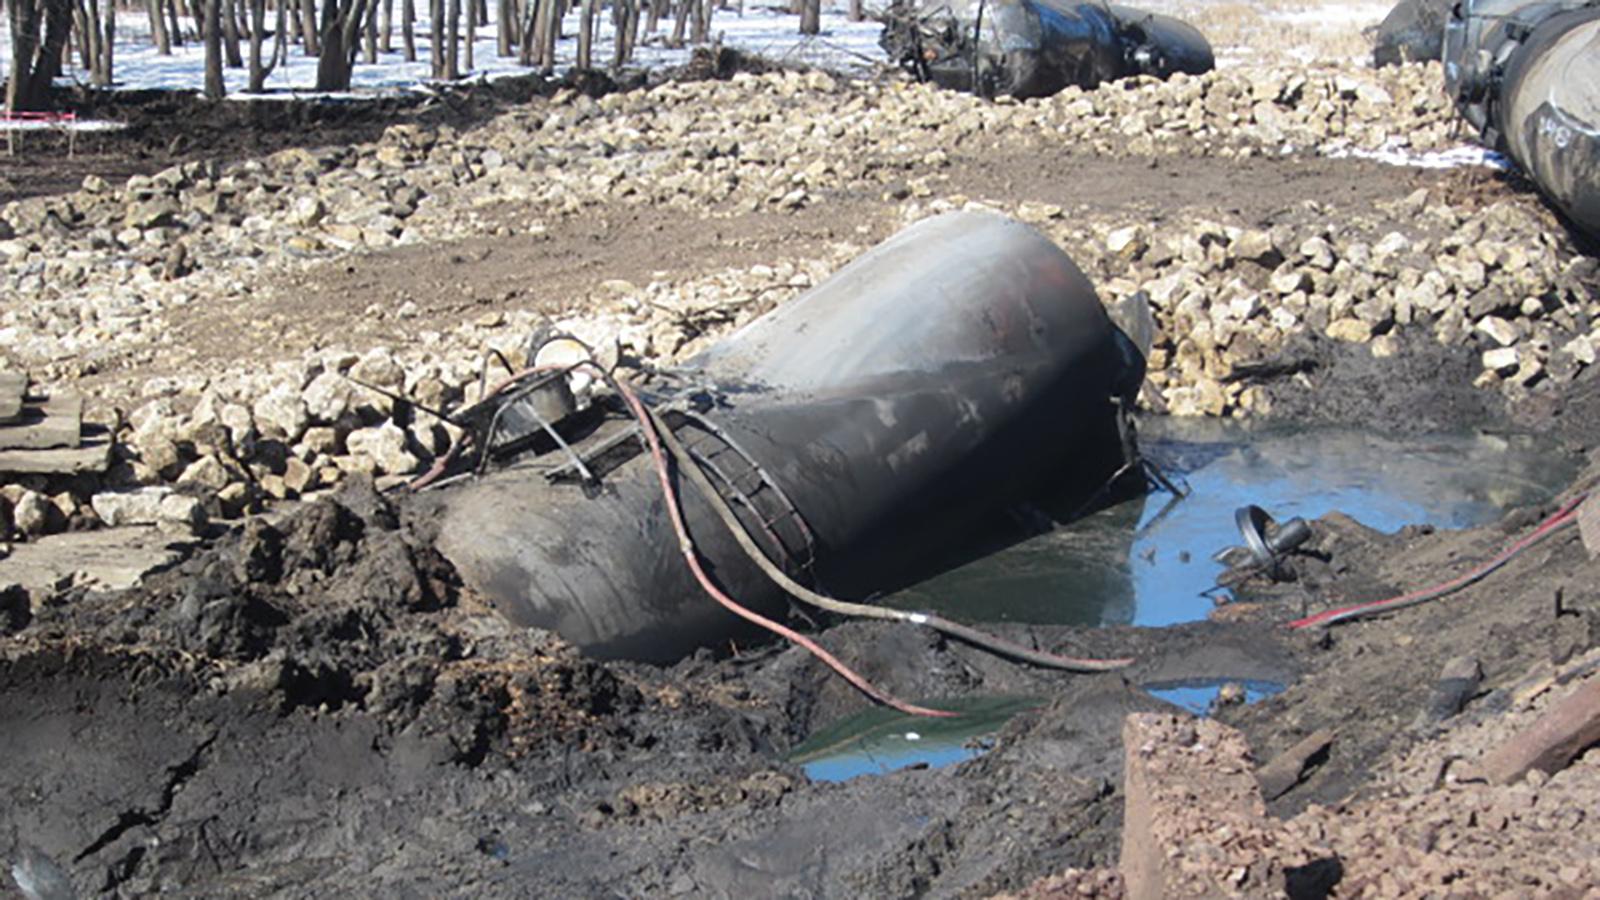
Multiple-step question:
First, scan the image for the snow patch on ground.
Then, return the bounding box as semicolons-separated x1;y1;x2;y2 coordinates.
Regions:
1322;138;1511;169
0;1;891;100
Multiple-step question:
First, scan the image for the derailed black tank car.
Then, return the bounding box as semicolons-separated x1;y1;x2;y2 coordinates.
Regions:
1444;0;1600;238
881;0;1214;100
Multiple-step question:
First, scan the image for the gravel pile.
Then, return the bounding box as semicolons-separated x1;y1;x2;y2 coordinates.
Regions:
1281;665;1600;896
0;62;1595;542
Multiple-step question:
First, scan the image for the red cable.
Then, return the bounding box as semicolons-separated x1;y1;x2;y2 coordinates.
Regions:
1289;493;1589;630
612;377;958;719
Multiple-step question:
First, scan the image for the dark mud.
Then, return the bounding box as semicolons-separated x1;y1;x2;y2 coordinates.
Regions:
4;419;1598;897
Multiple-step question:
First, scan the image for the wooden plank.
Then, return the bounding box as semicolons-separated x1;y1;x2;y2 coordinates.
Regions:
0;425;111;474
0;390;81;450
0;372;24;423
1579;495;1599;559
1482;675;1600;784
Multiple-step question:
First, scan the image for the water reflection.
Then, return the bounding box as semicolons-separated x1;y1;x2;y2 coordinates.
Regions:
1143;678;1285;715
790;696;1042;783
886;420;1577;627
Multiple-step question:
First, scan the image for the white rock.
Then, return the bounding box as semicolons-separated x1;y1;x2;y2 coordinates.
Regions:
1106;225;1148;259
13;490;53;536
348;347;404;389
157;493;207;533
1563;334;1596;366
1482;346;1520;373
345;422;418;475
177;455;234;491
253;385;310;440
1326;318;1373;343
303;371;354;423
1475;316;1518;347
91;487;172;526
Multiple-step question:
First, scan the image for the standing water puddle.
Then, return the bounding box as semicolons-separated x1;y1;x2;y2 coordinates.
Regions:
886;420;1576;627
795;421;1573;780
790;696;1042;782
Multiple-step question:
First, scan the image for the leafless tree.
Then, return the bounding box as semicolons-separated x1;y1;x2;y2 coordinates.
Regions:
299;0;320;54
575;0;594;67
611;0;638;69
799;0;818;34
363;0;379;62
223;0;244;66
7;0;74;111
315;0;375;88
247;0;287;90
401;0;416;59
166;0;185;47
148;0;172;54
497;0;515;56
444;0;461;77
204;0;225;96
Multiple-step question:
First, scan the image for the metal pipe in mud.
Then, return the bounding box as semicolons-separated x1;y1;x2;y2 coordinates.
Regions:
435;211;1146;662
1443;0;1600;238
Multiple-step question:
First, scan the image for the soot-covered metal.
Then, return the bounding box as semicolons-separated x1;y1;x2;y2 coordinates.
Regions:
1443;0;1600;238
880;0;1214;99
432;211;1147;662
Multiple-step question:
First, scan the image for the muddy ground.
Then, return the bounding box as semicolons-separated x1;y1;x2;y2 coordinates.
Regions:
5;51;1600;900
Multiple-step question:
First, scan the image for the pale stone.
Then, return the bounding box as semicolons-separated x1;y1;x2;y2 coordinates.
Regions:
345;422;418;475
1483;346;1520;373
1475;316;1518;347
1326;319;1373;343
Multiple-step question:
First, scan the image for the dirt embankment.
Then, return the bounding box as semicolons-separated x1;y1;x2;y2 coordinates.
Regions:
3;430;1598;897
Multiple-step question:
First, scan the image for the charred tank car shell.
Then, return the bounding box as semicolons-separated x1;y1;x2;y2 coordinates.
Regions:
881;0;1213;99
1445;0;1600;238
1373;0;1452;65
435;212;1145;662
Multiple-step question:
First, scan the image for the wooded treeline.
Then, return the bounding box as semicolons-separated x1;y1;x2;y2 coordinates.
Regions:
5;0;853;111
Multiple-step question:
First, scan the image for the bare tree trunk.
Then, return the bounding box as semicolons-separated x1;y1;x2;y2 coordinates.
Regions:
539;0;557;71
610;0;634;69
204;0;225;96
848;0;861;20
669;0;689;46
496;0;512;55
444;0;459;77
6;0;38;112
517;0;536;64
644;0;660;36
690;0;708;43
402;0;415;59
223;0;244;65
363;0;377;62
575;0;592;67
428;0;443;76
300;0;319;54
73;0;93;71
314;0;372;88
248;0;286;89
81;0;99;77
798;0;817;34
379;0;392;51
148;0;171;52
167;0;185;46
100;0;114;84
464;0;476;71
